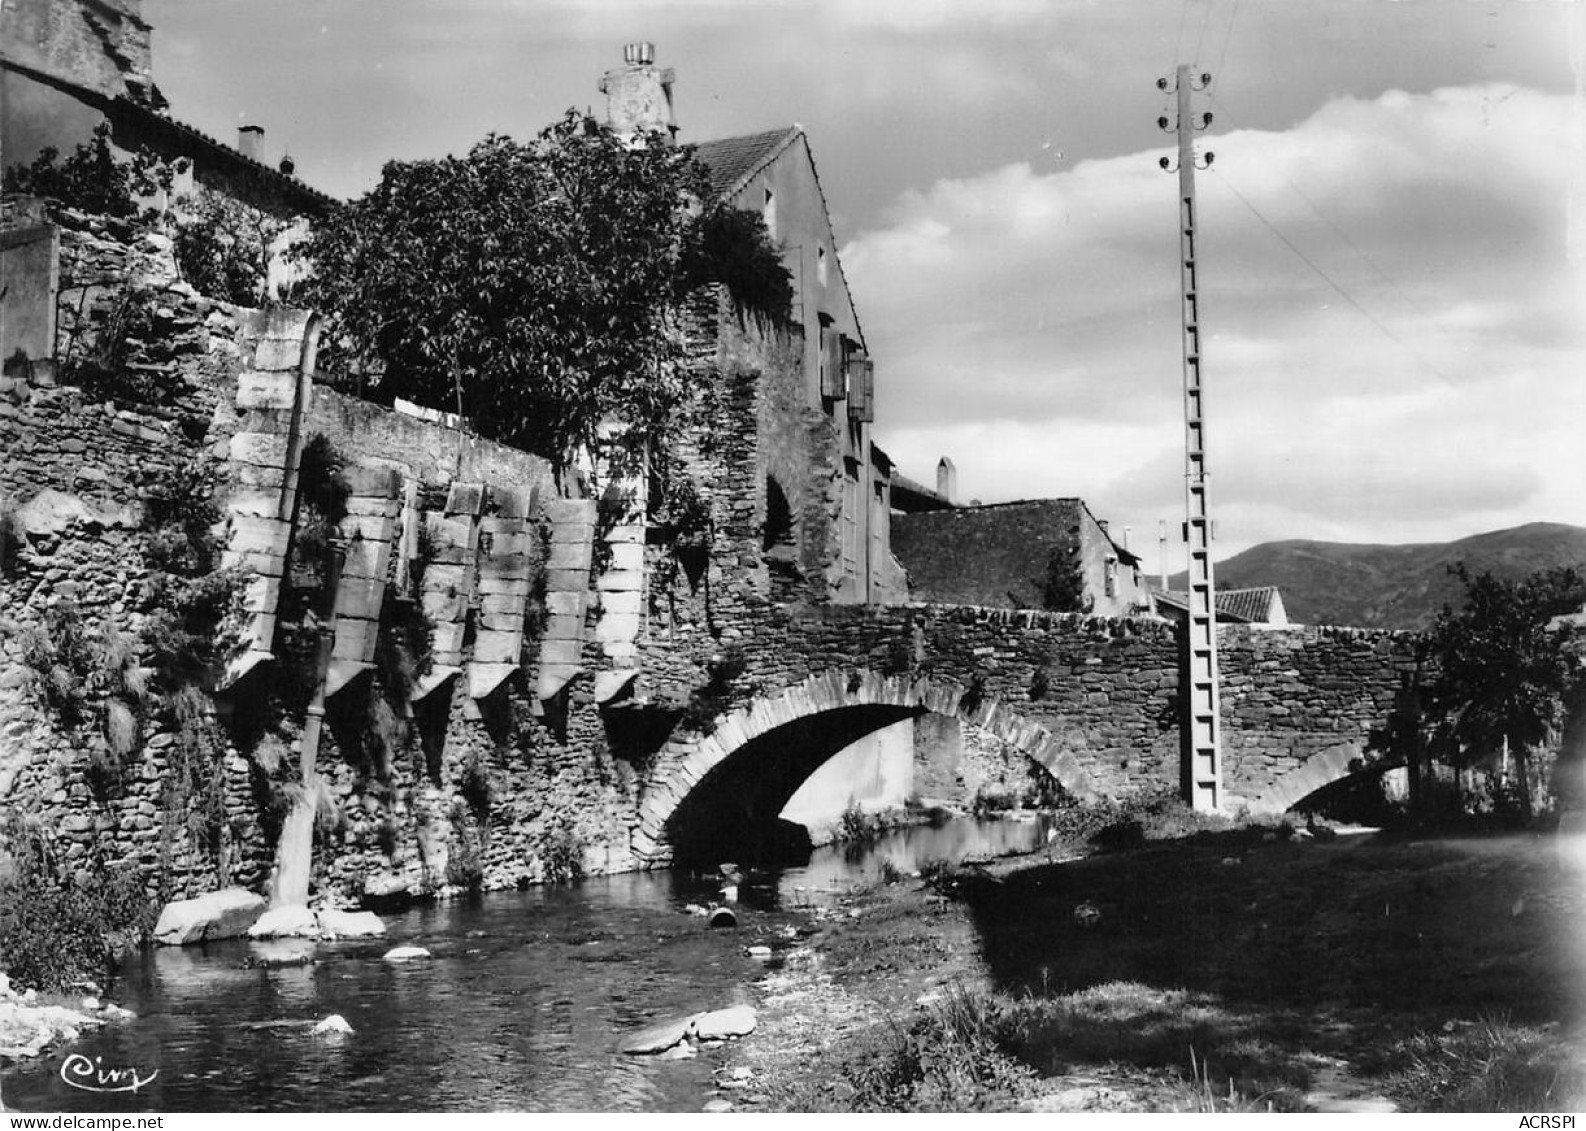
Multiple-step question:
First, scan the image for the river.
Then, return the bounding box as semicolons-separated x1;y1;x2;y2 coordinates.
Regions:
3;816;1052;1113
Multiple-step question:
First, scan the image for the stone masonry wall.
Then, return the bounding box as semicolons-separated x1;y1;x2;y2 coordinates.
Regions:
1219;623;1419;805
634;603;1418;842
0;210;270;897
0;208;627;907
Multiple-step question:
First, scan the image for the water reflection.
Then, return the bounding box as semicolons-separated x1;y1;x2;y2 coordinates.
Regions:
753;813;1053;909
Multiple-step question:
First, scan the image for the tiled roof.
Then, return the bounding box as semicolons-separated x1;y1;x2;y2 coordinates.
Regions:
891;499;1086;608
3;58;337;215
1155;586;1285;624
1218;586;1284;623
890;472;952;513
109;95;338;215
689;126;802;199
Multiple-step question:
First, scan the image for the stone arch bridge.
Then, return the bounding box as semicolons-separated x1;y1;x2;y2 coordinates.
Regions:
626;604;1418;866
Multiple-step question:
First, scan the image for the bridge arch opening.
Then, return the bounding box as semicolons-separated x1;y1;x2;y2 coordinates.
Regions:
1247;744;1407;821
1287;763;1411;825
664;703;920;866
634;672;1100;868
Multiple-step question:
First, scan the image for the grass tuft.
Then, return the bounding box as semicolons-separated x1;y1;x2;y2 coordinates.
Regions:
1378;1015;1584;1112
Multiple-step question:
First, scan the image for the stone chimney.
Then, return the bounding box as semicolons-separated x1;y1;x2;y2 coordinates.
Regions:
936;457;957;505
598;42;677;143
238;125;265;163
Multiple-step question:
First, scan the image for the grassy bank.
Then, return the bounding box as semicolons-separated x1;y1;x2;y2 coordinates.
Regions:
728;825;1586;1112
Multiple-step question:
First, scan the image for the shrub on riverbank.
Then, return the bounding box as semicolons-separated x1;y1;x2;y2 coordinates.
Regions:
0;813;155;992
1044;784;1251;849
837;801;880;844
821;985;1037;1111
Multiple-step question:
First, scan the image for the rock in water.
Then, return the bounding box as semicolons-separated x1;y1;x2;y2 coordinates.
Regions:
381;946;432;963
618;1015;698;1055
248;904;321;939
312;1014;354;1035
1073;901;1102;928
693;1005;756;1040
317;909;387;939
244;939;317;969
154;888;268;945
707;907;738;929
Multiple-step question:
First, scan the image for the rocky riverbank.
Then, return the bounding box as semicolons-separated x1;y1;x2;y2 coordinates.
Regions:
0;973;135;1063
717;825;1586;1112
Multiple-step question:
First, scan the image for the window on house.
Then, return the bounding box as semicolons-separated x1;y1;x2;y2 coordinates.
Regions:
763;476;794;555
841;459;860;577
1105;556;1119;598
764;475;798;601
816;245;829;287
762;188;776;239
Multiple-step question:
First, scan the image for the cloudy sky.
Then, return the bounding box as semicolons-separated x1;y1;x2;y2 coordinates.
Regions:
144;0;1586;572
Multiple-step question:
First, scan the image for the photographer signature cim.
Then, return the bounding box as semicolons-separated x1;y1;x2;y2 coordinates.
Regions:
59;1054;158;1094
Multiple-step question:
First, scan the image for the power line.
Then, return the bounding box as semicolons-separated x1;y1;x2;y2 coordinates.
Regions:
1212;0;1240;85
1210;95;1435;324
1207;168;1457;386
1193;0;1217;66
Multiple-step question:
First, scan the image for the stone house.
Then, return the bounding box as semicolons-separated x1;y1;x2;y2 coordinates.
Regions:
599;45;916;833
1;0;331;362
1;0;330;219
601;45;907;607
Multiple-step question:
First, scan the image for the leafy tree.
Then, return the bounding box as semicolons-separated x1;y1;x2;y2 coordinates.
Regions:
680;203;793;322
2;122;166;219
298;110;712;486
172;190;293;305
1040;543;1090;613
1423;565;1586;820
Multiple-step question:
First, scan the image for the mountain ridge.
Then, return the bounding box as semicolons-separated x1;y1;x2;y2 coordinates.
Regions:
1166;522;1586;630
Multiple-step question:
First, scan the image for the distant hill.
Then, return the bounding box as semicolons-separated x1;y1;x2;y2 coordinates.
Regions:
1167;522;1586;631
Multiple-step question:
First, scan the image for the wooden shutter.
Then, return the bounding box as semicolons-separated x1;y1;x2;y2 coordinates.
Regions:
846;357;874;423
821;325;847;399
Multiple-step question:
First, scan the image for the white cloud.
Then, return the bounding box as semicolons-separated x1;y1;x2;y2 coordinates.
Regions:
815;0;1052;33
851;84;1586;555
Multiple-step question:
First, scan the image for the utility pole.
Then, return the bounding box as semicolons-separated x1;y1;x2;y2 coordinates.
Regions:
1159;65;1222;811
